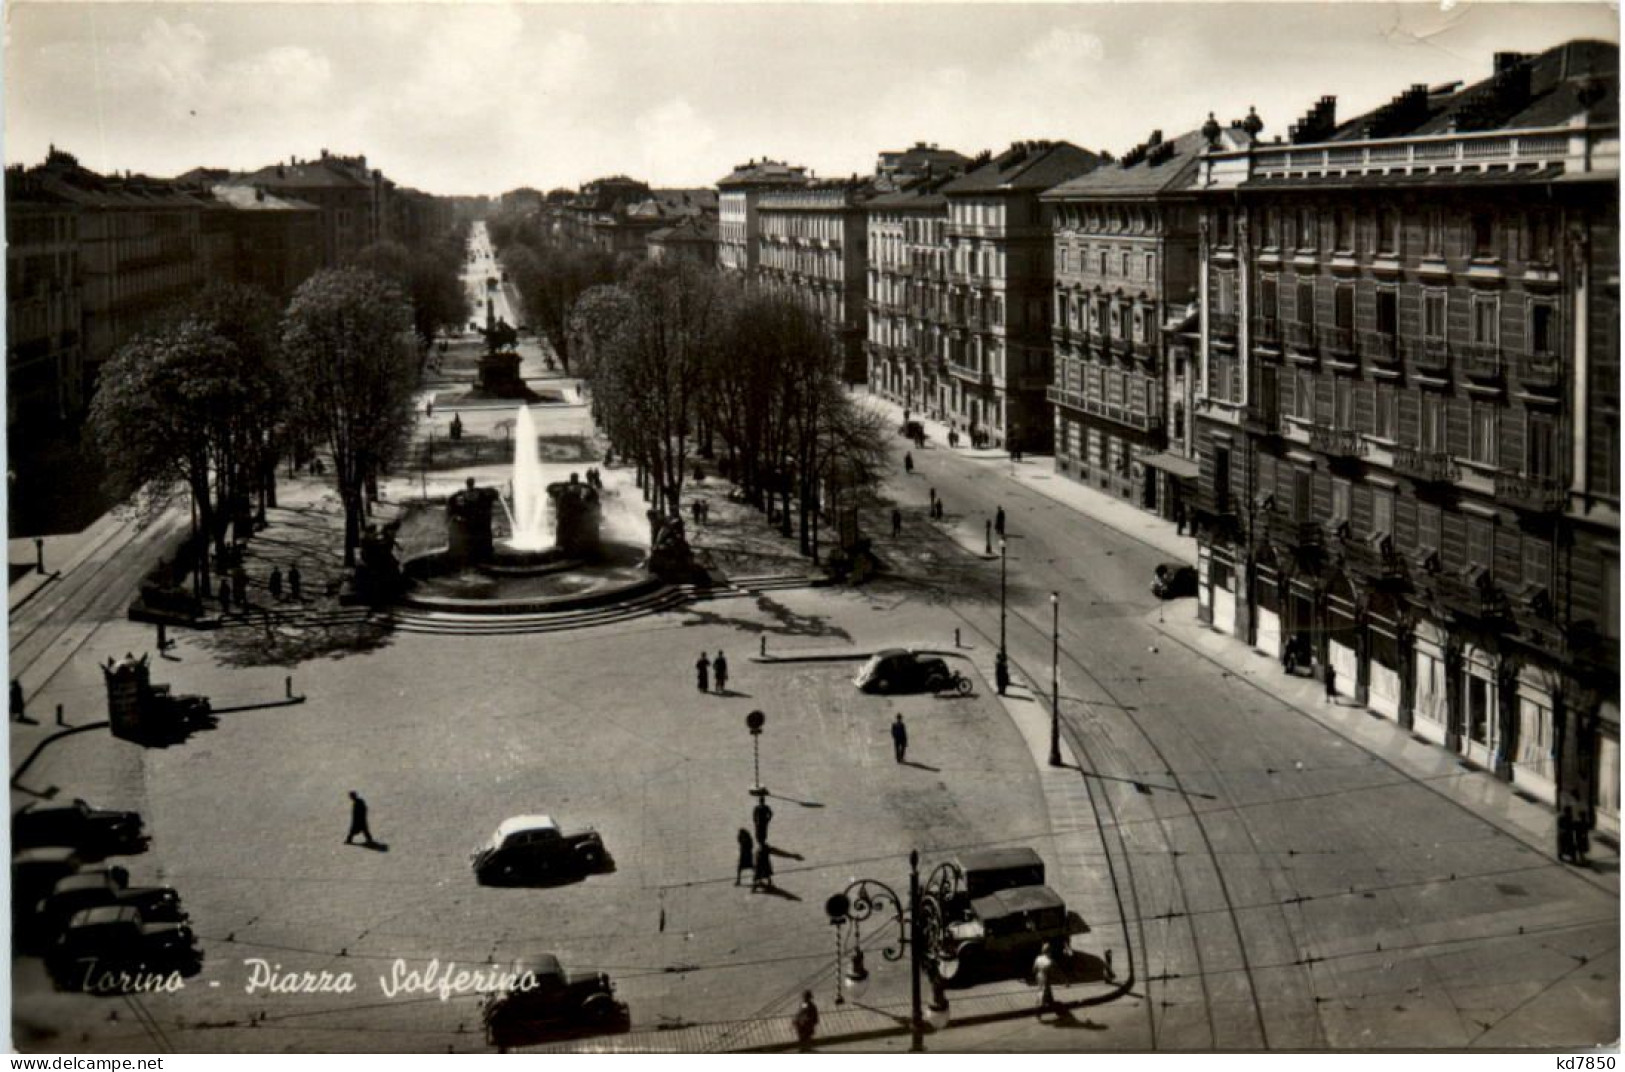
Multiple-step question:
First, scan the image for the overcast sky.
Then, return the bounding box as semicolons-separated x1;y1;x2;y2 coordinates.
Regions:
5;2;1617;196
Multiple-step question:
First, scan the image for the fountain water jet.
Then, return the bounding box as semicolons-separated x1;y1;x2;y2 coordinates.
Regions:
506;405;550;549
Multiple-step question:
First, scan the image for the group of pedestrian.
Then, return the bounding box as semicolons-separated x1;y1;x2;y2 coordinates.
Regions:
928;488;945;520
737;796;776;891
695;650;730;694
1559;805;1594;866
690;499;712;526
585;467;604;490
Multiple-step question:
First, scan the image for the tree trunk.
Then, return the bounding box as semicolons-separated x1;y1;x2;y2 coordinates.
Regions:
342;492;361;568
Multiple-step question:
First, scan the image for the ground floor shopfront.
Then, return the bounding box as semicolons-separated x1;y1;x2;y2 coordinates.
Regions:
867;345;944;421
1196;535;1619;839
1053;406;1195;526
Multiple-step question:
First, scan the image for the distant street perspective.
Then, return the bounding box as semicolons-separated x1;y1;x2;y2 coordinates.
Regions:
6;3;1619;1057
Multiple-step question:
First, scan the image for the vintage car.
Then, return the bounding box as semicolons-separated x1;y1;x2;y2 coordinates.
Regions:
14;847;86;946
481;953;629;1050
47;905;201;990
854;649;972;695
13;799;147;860
1152;563;1198;600
36;871;188;938
470;815;607;885
935;848;1079;981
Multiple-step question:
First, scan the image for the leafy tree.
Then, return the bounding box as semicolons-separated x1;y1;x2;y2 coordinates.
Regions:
281;268;419;565
354;239;470;352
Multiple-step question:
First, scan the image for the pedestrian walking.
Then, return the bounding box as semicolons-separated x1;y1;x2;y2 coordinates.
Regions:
904;451;914;475
752;842;775;891
1324;663;1337;703
891;714;909;763
752;798;774;847
218;576;233;614
792;991;819;1049
736;828;755;886
288;564;303;601
891;508;902;538
713;650;729;694
268;566;284;601
11;678;27;723
1174;502;1187;536
995;652;1011;696
696;652;711;693
1558;809;1577;863
929;487;937;507
345;791;374;846
1033;942;1059;1011
995;505;1006;537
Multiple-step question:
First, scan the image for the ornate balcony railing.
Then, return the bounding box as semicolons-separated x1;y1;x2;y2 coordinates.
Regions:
1392;446;1458;484
1047;386;1160;432
1318;325;1355;363
1461;342;1503;382
1359;330;1400;367
1494;470;1567;514
1400;337;1451;376
1518;351;1562;392
1308;426;1366;458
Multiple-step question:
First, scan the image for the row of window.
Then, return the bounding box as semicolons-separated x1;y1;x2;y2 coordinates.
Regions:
1222;273;1558;353
1058;292;1155;343
1213;203;1560;264
760;214;847;241
1059;246;1157;283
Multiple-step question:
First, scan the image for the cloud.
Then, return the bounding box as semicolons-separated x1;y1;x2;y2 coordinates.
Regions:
633;98;717;182
1025;27;1106;67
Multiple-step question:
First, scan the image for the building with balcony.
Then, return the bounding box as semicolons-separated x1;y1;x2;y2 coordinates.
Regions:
1187;41;1619;830
716;159;810;273
5;159;85;433
238;150;382;268
201;184;324;300
865;172;960;415
939;141;1100;451
1042;127;1205;520
756;178;875;383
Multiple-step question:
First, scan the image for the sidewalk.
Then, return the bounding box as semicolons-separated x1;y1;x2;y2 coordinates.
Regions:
861;388;1604;888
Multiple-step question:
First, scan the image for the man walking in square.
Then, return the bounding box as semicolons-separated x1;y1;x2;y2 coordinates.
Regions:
891;714;908;763
345;791;374;846
753;798;773;847
696;652;710;693
736;828;755;885
713;650;729;695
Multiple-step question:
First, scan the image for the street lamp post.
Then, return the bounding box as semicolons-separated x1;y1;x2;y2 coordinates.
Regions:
746;710;766;795
1049;592;1062;767
999;538;1008;656
825;851;958;1052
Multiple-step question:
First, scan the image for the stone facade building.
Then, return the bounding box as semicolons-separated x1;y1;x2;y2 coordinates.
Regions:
202;184;325;300
865;175;957;414
716;159;809;273
756;179;874;383
939;141;1101;451
1188;41;1619;830
5;159;86;431
1043;128;1206;520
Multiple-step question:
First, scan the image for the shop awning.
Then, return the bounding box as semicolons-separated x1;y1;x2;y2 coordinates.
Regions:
1138;451;1199;480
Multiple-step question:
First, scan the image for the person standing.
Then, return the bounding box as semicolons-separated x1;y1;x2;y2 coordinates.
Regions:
891;714;909;763
995;505;1006;537
713;651;729;695
288;564;303;601
752;841;774;891
904;451;914;475
891;508;902;538
695;652;710;693
753;798;774;847
1324;663;1337;703
736;828;755;886
1033;942;1058;1011
10;678;28;723
792;991;820;1049
1558;809;1576;863
268;566;284;602
345;791;374;846
995;652;1011;696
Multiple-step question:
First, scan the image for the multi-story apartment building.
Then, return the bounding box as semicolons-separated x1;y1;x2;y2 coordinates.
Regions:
646;216;718;266
716;159;809;273
203;184;325;300
876;142;970;184
1043;128;1206;520
1188;41;1619;830
240;152;378;267
756;179;874;383
940;141;1101;451
865;174;957;415
6;160;85;432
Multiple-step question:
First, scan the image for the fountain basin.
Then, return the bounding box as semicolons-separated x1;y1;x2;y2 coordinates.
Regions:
399;541;664;615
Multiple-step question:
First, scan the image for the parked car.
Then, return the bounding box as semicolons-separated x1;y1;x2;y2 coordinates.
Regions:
481;953;628;1050
13;799;147;860
47;905;201;990
854;649;972;695
36;871;187;939
1151;563;1198;600
470;815;607;885
14;847;86;946
934;848;1079;981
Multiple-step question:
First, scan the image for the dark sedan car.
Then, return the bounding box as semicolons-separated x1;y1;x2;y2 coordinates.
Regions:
1151;563;1198;600
853;649;971;695
481;954;628;1050
13;800;147;860
470;816;607;885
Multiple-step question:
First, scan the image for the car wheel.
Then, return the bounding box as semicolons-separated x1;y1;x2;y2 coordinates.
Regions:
577;846;601;871
581;993;616;1021
955;675;973;696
